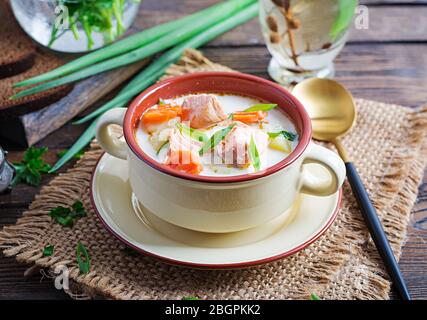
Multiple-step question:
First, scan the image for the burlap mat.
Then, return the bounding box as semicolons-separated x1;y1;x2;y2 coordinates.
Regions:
1;49;427;300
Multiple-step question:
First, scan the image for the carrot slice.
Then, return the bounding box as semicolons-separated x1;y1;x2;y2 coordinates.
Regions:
158;104;182;115
232;111;267;124
142;105;182;125
167;150;202;175
169;162;202;175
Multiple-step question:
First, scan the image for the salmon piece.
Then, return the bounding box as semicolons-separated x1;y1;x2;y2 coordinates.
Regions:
165;128;203;175
181;94;227;129
216;122;268;168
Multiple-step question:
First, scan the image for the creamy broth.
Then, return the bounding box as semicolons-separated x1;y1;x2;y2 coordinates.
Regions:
135;93;299;176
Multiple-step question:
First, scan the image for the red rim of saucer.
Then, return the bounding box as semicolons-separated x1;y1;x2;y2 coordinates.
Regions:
123;72;312;183
90;153;342;269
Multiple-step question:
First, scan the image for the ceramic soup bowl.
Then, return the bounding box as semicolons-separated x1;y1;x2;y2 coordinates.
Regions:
96;72;346;233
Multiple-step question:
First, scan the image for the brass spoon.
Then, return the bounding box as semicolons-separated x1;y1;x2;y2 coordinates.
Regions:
293;78;411;300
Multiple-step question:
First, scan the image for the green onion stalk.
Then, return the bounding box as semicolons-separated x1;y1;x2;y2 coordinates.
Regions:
12;0;255;99
15;0;250;88
50;2;258;172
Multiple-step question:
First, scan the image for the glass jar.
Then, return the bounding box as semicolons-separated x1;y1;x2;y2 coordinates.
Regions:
10;0;141;53
259;0;358;85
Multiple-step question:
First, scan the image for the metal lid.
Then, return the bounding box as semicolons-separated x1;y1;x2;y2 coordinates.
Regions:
0;146;15;193
0;146;5;173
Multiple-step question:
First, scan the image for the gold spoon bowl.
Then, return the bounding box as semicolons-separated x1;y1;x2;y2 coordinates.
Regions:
292;78;356;162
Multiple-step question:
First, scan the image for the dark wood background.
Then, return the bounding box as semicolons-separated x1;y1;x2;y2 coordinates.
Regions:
1;0;427;299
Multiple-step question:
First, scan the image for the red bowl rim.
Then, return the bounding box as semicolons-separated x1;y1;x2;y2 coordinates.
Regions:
90;153;343;269
123;72;312;183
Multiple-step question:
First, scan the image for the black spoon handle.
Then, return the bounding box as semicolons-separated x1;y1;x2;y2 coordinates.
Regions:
345;162;411;300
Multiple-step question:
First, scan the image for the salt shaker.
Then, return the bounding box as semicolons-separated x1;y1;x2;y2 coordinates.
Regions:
0;146;15;193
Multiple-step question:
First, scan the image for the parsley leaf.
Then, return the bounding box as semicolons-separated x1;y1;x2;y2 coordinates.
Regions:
42;245;54;257
70;201;87;218
76;242;91;274
12;147;51;186
310;293;321;300
182;296;200;300
49;201;87;227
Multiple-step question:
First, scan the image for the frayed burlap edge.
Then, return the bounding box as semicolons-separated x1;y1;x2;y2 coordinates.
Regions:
1;49;427;300
322;104;427;300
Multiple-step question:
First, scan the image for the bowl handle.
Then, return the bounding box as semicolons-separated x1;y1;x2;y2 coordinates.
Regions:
300;142;346;196
96;108;127;160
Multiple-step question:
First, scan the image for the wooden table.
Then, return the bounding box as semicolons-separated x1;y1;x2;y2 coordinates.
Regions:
1;0;426;299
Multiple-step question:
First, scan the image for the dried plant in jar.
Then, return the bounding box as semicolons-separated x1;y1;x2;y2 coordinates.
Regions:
266;14;279;33
270;32;281;44
260;0;358;85
271;0;301;67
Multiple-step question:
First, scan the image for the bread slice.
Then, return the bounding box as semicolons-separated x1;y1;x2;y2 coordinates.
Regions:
0;51;73;120
0;0;36;79
0;1;73;120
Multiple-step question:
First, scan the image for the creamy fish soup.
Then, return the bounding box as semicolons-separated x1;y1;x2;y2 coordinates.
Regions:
135;93;299;176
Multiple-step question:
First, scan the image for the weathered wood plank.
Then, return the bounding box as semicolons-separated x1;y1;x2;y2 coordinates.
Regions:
200;44;427;106
132;3;427;45
349;6;427;42
0;256;70;299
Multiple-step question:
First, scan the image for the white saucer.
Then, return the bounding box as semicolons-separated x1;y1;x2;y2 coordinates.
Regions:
91;153;342;269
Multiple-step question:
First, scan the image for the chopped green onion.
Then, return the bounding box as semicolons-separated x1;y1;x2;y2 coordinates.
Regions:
176;123;208;143
158;98;167;105
70;2;259;125
57;149;84;159
49;119;98;173
330;0;358;40
11;0;256;99
244;104;278;112
76;242;91;274
248;136;261;171
14;0;253;88
156;141;169;155
73;68;165;124
267;130;297;142
50;3;259;171
199;124;235;156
